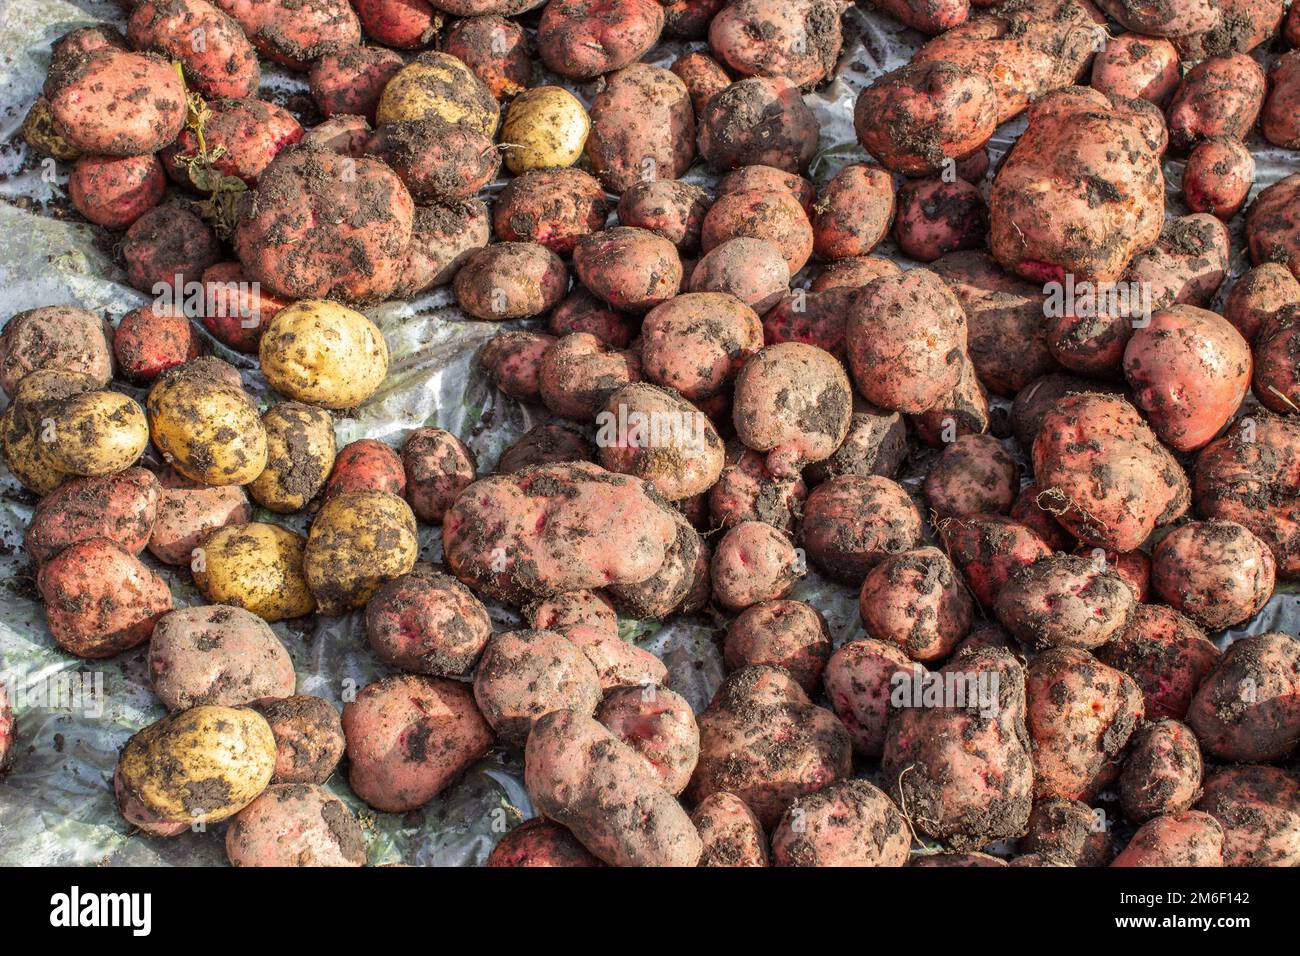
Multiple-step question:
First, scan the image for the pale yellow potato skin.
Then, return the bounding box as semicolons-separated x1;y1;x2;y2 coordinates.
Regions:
375;52;500;135
0;404;70;494
117;705;277;826
147;363;268;486
304;491;419;615
501;86;591;175
193;522;317;622
259;300;389;410
46;390;148;476
250;402;337;513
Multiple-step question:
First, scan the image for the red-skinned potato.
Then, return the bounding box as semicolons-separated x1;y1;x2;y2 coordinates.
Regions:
805;401;908;482
454;242;568;320
213;0;361;70
725;599;831;692
596;684;699;795
342;674;494;812
51;25;128;66
480;330;556;404
395;199;491;297
860;547;972;662
664;0;724;37
823;638;923;757
25;468;159;566
1126;215;1231;313
486;818;604;867
772;779;909;867
639;292;762;401
708;0;842;87
1151;520;1274;631
1224;264;1300;343
1090;34;1180;107
802;475;922;584
710;520;800;611
1246;174;1300;280
812;164;895;262
0;682;12;772
617;180;711;253
69;154;165;229
922;433;1015;519
691;792;769;867
352;0;439;48
1270;50;1300;147
595;383;724;501
995;555;1136;650
1009;373;1115;451
1018;797;1111;866
200;262;288;353
1183;137;1254;220
474;629;602;746
301;114;373;156
688;238;791;313
1009;484;1075;553
251;695;345;785
701;188;813;276
1093;0;1217;37
1252;303;1300;414
574;227;682;314
497;425;592;474
697;76;820;173
226;783;365;867
936;514;1052;608
365;566;492;676
493;169;608;255
147;468;251;566
718;166;816;214
586;63;694;193
548;290;635;348
122;205;221;294
538;333;642;422
1096;603;1220;721
536;0;664;80
444;16;531;99
364;118;498;203
526;589;667;690
1111;810;1224;867
709;442;807;532
44;49;186;156
892;177;986;263
325;439;405;499
912;354;990;448
1187;633;1300;763
0;306;112;398
1118;719;1203;823
873;0;970;33
401;427;476;525
1166;53;1266;151
129;0;260;99
1195;764;1300;867
671;51;730;115
308;46;405;121
113;307;200;385
811;255;900;292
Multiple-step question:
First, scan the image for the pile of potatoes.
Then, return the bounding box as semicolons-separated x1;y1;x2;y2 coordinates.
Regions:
4;0;1300;868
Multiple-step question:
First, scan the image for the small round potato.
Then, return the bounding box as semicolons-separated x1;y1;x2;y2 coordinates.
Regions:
688;237;791;313
147;469;252;566
1118;719;1203;823
701;188;813;275
639;293;763;400
473;629;603;746
24;467;159;566
486;818;604;867
1187;633;1300;763
259;300;389;410
585;63;695;193
453;243;569;320
617;179;711;252
376;51;500;135
537;0;665;79
501;86;591;175
813;163;895;261
859;547;972;663
401;427;477;524
69;153;165;229
697;76;819;173
250;402;337;513
709;442;807;533
691;792;770;867
538;333;642;421
480;330;557;403
671;51;730;114
995;555;1136;650
443;15;531;100
303;491;419;615
574;227;682;314
226;783;366;867
922;433;1017;519
308;46;405;121
725;599;831;692
147;359;268;486
193;521;317;622
823;638;924;757
251;695;346;785
492;168;608;254
711;520;801;611
325;438;406;499
595;383;724;500
1151;520;1275;631
365;566;493;676
112;306;200;385
121;204;220;294
802;475;922;584
117;705;277;827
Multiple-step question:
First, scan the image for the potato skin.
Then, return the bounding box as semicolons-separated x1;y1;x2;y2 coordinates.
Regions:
259;300;389;410
1183;137;1254;220
1018;797;1111;867
117;705;277;827
893;177;986;263
701;188;813;276
343;674;494;813
0;682;11;772
25;468;159;566
922;433;1016;520
200;261;287;354
697;76;820;173
147;359;268;487
617;179;711;254
500;86;591;175
251;695;345;785
473;629;603;746
480;331;556;404
596;383;724;501
226;783;365;867
639;293;762;401
1090;34;1180;107
352;0;438;48
250;402;337;513
304;491;418;615
596;684;699;795
539;333;642;422
537;0;664;80
688;238;791;313
308;46;404;121
486;818;604;867
149;605;295;711
195;521;316;621
772;779;909;867
691;792;769;867
860;547;972;662
1118;719;1202;824
1026;648;1144;801
710;520;800;611
1151;520;1274;631
725;599;830;692
574;227;683;314
38;538;173;659
1253;303;1300;414
493;169;608;255
1187;633;1300;762
364;566;491;676
995;555;1135;651
823;638;923;758
69;154;165;230
1096;603;1220;722
0;306;112;398
214;0;362;70
112;306;200;385
443;15;530;99
1166;53;1266;151
454;243;570;320
129;0;260;99
1111;810;1225;867
688;666;852;829
147;469;250;566
709;0;841;87
586;63;694;193
801;475;921;584
1195;764;1300;867
364;118;498;203
1245;175;1300;281
44;49;186;156
398;427;475;524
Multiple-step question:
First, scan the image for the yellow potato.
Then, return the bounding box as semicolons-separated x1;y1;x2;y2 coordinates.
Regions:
259;300;389;410
501;86;591;175
375;52;500;136
22;98;79;161
249;402;337;514
193;521;317;622
117;705;276;826
46;389;149;476
147;360;268;486
304;491;418;615
0;404;70;494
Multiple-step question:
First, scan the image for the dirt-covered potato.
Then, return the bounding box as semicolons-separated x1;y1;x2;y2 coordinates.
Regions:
364;566;491;676
1262;49;1300;149
573;227;682;314
303;491;418;615
69;153;165;229
688;238;791;313
892;177;987;262
121;204;220;294
596;684;698;795
38;537;172;658
21;98;80;161
801;475;922;584
441;15;529;99
473;628;602;746
859;547;972;662
638;293;761;401
395;200;491;297
486;818;604;867
112;306;199;385
1195;764;1300;867
308;46;405;121
225;783;364;867
351;0;438;47
398;427;475;524
1183;137;1254;220
147;469;250;566
1151;520;1274;631
691;792;769;867
725;599;831;692
822;638;922;757
363;117;498;203
194;521;316;621
710;442;807;532
0;305;112;398
538;333;642;421
548;289;635;348
147;359;267;486
701;188;813;275
1253;302;1300;413
525;589;665;689
995;555;1136;651
199;261;287;354
1096;603;1220;721
586;63;694;193
595;383;724;500
1166;53;1266;151
1026;648;1144;801
671;51;730;114
1118;719;1203;823
375;50;498;133
234;147;413;303
343;674;494;812
804;402;908;483
215;0;361;69
116;705;276;829
251;695;345;785
1018;797;1111;867
497;426;591;475
711;520;800;611
617;180;711;253
688;666;851;828
537;0;664;79
500;86;590;175
454;242;569;320
922;434;1015;520
708;0;841;87
697;76;820;173
24;468;159;566
525;709;701;866
44;48;186;156
1246;174;1300;281
299;115;373;157
883;647;1034;850
1090;33;1181;106
1187;633;1300;762
492;169;607;255
259;300;389;410
771;779;909;867
479;331;554;404
149;604;295;711
249;403;336;513
1111;811;1225;867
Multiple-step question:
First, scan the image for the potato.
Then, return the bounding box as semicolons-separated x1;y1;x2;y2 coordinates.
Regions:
0;681;11;772
117;705;276;827
216;0;361;70
548;290;635;348
607;507;703;618
595;383;724;500
442;15;530;99
1225;265;1300;342
44;49;185;156
664;0;723;36
709;443;807;533
893;177;986;263
639;293;762;401
1032;392;1190;552
498;426;591;475
1187;633;1300;762
691;792;769;867
1118;719;1202;824
225;783;364;867
1183;137;1254;220
147;359;268;486
472;629;602;746
688;238;791;313
994;555;1135;651
395;200;491;297
364;118;498;204
500;86;590;175
1111;811;1225;867
300;115;374;157
725;599;830;692
912;852;1007;867
1253;302;1300;414
772;779;908;867
480;331;556;404
130;0;259;99
303;491;418;615
121;204;221;294
537;0;664;79
1078;545;1151;603
453;243;570;320
249;402;336;513
688;666;851;828
1151;520;1274;631
365;566;491;676
343;674;494;812
149;604;295;711
376;51;498;134
352;0;438;47
1245;173;1300;281
710;520;800;611
24;468;159;566
1026;648;1144;801
1093;0;1217;37
147;469;251;566
1196;764;1300;867
538;333;642;422
845;269;966;414
732;342;852;478
697;76;819;173
708;0;841;87
29;381;151;481
922;433;1015;520
235;147;413;303
801;475;921;584
194;521;316;621
486;818;604;867
251;695;345;785
395;427;474;525
324;439;405;501
51;24;128;65
615;181;709;255
0;306;112;399
37;537;172;659
528;590;665;689
525;709;700;867
854;61;998;176
670;50;730;115
596;684;698;795
1167;53;1266;151
1018;797;1111;867
21;98;80;161
805;403;909;484
586;63;694;193
68;154;165;229
574;227;682;314
199;261;287;354
259;299;389;410
822;638;921;758
1090;33;1180;107
702;189;813;277
113;306;200;385
308;46;405;121
1096;604;1220;722
493;169;608;255
859;547;972;663
883;646;1034;849
1263;49;1300;149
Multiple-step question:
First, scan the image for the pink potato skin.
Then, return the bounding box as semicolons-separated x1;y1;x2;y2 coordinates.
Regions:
473;629;603;746
1183;137;1254;220
812;164;895;261
1118;718;1203;823
538;333;642;422
129;0;260;99
1186;633;1300;763
691;792;769;867
147;468;252;566
401;427;476;525
325;439;406;499
1166;53;1267;152
871;0;969;34
69;154;165;229
164;98;305;188
1111;811;1225;867
696;76;820;174
1096;603;1221;722
823;638;924;757
800;475;922;585
1223;264;1300;343
892;177;987;263
1195;764;1300;867
252;695;346;785
225;783;366;867
200;261;288;354
486;818;605;867
710;521;800;611
596;684;699;795
364;566;492;676
859;547;973;662
771;779;910;867
44;49;186;156
688;238;791;314
1245;174;1300;281
574;228;682;314
24;468;159;565
536;0;665;80
725;599;831;692
585;63;694;194
1090;34;1180;107
308;47;405;121
1151;520;1275;631
701;189;814;276
639;293;763;401
937;515;1052;608
526;589;668;691
480;331;557;405
707;0;843;87
352;0;439;48
210;0;361;70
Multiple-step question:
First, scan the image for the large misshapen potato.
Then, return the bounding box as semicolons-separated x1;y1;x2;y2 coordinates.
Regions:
129;0;260;100
24;467;159;566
